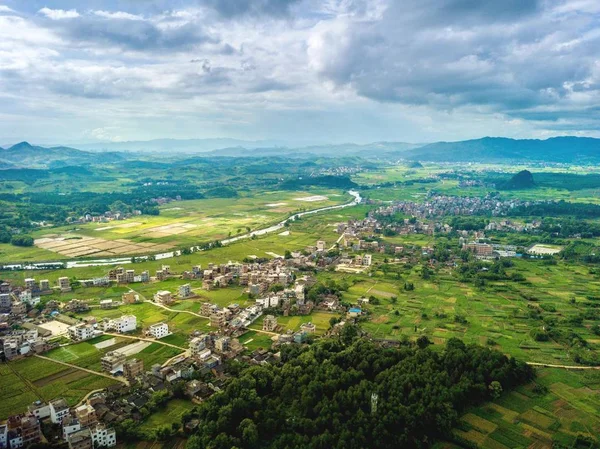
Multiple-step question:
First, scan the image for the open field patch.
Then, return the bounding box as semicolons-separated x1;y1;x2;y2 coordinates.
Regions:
35;235;173;258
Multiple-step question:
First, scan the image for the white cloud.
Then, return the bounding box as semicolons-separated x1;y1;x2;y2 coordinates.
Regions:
92;10;144;21
38;7;80;20
0;5;14;13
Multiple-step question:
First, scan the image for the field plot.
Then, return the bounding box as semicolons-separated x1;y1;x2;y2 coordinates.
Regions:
454;369;600;449
35;235;172;258
0;356;119;419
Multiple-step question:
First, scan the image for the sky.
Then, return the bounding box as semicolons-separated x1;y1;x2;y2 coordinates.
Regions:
1;0;599;146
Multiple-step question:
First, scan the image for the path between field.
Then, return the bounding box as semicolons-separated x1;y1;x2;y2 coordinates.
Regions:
526;362;600;370
140;298;278;336
32;354;129;385
103;332;186;350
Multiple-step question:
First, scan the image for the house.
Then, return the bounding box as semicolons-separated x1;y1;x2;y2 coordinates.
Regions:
68;323;97;342
147;322;169;339
58;277;71;292
348;307;362;318
99;300;114;309
178;284;191;298
27;402;50;420
74;404;97;427
121;291;139;304
262;315;278;332
300;322;316;333
189;335;209;356
123;359;144;381
39;280;50;291
316;240;326;251
90;424;116;448
0;424;7;449
210;311;227;329
67;428;92;449
214;337;229;353
49;398;70;424
101;351;126;374
6;414;41;449
102;315;136;333
62;416;82;440
154;290;173;305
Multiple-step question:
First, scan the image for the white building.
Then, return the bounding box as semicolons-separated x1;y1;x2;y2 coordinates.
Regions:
103;315;137;333
316;240;326;251
363;254;372;266
91;424;116;448
147;322;169;339
49;398;69;424
68;323;97;342
178;284;191;298
0;424;7;449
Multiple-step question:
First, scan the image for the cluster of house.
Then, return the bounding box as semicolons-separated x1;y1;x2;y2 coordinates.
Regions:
459;236;519;259
0;398;116;449
372;194;538;218
69;209;143;224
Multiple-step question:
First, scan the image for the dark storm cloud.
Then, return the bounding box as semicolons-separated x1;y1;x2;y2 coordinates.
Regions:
49;16;215;51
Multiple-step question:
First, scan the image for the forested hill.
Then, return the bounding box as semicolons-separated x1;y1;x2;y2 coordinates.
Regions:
185;337;533;449
403;136;600;163
0;141;124;168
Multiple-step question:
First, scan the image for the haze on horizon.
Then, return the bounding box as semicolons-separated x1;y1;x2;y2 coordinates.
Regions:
1;0;599;146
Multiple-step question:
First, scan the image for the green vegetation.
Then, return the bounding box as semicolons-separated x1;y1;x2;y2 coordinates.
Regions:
186;338;533;449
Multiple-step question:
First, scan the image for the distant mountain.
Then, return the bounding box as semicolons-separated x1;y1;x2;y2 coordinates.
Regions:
0;141;124;169
404;136;600;163
205;141;422;157
74;138;283;153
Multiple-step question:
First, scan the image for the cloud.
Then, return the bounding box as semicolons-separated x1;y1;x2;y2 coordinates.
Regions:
42;12;217;51
0;5;14;13
204;0;301;18
38;7;79;20
307;0;600;127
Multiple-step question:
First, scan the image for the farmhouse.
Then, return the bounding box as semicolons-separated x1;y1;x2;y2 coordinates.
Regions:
153;290;173;305
147;322;169;339
68;323;97;342
263;315;278;332
101;351;126;374
101;315;136;333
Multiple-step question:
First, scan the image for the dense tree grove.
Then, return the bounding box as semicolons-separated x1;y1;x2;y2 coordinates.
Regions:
186;338;533;449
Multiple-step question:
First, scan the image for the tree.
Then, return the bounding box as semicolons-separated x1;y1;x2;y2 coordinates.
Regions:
488;381;503;399
10;235;34;247
416;335;431;349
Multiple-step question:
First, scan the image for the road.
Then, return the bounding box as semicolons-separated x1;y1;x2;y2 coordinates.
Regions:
33;354;129;385
103;332;186;350
526;362;600;370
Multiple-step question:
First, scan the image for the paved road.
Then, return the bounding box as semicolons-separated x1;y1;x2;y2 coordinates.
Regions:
33;354;129;385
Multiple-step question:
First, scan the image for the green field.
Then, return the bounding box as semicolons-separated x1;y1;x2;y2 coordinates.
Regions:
0;357;119;420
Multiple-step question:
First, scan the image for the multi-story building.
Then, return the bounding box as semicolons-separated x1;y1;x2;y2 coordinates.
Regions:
27;402;50;420
121;291;139;304
10;302;26;316
24;279;36;291
90;424;116;448
67;428;92;449
153;290;173;305
262;315;278;332
147;323;169;339
49;398;70;424
0;424;7;449
123;359;144;381
210;311;227;329
125;270;135;283
39;280;50;291
58;277;71;292
0;293;11;312
102;315;136;333
189;335;209;356
101;351;126;374
214;337;229;353
68;324;96;342
73;404;97;428
178;284;191;298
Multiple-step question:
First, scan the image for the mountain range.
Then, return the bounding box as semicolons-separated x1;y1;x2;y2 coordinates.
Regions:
2;136;600;167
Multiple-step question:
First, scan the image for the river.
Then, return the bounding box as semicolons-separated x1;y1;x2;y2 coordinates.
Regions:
2;190;362;271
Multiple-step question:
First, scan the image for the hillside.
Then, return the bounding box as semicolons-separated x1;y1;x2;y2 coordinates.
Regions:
0;142;124;168
403;136;600;163
497;170;536;190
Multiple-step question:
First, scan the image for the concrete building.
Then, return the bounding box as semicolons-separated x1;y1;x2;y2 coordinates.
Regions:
178;284;191;298
24;279;36;291
101;351;126;374
49;398;70;424
74;404;97;428
67;428;92;449
263;315;278;332
123;358;144;381
103;315;136;333
39;280;50;291
121;291;139;304
189;335;208;356
147;322;169;339
210;311;227;329
91;424;116;448
68;323;96;342
214;337;229;353
0;424;7;449
154;290;173;305
58;277;71;292
316;240;326;251
27;402;50;420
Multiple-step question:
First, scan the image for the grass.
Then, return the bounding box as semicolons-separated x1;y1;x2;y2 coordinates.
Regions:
138;399;195;435
454;368;600;448
0;357;119;420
